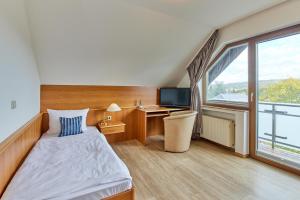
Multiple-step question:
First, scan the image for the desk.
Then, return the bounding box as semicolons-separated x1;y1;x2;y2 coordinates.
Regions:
136;107;185;145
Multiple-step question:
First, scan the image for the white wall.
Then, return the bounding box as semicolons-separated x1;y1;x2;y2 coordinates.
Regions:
0;0;40;142
216;0;300;52
177;73;190;88
178;0;300;87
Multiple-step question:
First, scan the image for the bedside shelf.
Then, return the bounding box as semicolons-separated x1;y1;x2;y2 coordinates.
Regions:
97;121;126;144
98;121;126;135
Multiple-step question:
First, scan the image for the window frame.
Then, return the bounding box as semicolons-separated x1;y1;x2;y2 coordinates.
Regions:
248;24;300;176
202;40;250;110
201;24;300;176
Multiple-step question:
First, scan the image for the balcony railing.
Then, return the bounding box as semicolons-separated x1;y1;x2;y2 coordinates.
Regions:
258;102;300;151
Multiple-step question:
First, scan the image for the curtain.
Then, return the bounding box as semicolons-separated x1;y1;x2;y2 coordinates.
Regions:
187;30;218;139
208;45;247;84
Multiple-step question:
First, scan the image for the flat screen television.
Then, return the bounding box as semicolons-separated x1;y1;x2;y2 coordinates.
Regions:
160;88;191;108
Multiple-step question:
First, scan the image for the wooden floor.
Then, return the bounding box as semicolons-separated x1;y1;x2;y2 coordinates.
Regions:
112;136;300;200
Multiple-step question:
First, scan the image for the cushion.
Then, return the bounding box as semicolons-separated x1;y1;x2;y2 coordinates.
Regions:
59;116;83;137
47;108;89;135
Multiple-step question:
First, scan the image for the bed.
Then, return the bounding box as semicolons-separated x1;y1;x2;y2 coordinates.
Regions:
1;126;134;200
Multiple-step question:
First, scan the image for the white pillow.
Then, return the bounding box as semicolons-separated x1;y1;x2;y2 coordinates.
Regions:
47;108;89;135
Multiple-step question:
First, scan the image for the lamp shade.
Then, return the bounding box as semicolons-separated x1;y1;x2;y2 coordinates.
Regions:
107;103;121;112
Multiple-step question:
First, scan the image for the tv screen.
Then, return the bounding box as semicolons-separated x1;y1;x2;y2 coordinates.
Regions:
160;88;191;107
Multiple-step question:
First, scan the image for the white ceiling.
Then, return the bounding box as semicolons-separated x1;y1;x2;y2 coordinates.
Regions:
26;0;285;87
122;0;285;27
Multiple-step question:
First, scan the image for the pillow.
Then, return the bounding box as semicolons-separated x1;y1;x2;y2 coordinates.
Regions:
47;108;89;135
59;116;83;137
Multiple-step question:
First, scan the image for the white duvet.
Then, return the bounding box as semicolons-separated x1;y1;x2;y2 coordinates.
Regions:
2;127;132;200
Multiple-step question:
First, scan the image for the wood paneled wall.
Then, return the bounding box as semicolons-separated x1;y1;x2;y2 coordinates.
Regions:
41;85;159;141
41;85;158;111
0;113;43;196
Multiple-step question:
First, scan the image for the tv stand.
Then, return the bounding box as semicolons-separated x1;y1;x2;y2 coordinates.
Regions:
136;106;187;145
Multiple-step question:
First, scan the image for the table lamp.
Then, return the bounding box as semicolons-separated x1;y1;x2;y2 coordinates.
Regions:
107;103;122;112
101;103;121;125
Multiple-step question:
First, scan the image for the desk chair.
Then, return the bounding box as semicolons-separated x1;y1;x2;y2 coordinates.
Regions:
163;111;197;152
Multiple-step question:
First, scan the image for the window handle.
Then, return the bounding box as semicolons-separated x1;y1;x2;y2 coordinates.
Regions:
250;92;254;102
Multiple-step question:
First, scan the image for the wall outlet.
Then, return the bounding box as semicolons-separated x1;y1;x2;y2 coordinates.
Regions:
11;100;17;109
106;116;112;121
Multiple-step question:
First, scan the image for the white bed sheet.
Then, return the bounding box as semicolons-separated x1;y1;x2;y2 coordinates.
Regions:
2;127;132;200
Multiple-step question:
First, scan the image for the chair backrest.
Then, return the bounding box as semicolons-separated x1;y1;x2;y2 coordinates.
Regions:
170;110;193;116
163;111;197;152
164;111;197;120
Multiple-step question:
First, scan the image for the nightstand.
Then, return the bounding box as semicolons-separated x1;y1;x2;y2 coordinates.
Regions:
98;121;126;143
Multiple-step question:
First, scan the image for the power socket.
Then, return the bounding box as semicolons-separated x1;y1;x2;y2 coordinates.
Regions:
106;116;112;121
11;100;17;109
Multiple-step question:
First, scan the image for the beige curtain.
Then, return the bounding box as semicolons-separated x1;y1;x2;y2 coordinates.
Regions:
187;30;218;139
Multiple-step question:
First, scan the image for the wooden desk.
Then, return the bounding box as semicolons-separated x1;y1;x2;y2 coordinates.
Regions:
136;107;185;145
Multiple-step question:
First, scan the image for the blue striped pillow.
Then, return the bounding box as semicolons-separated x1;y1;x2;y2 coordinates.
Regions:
59;116;83;137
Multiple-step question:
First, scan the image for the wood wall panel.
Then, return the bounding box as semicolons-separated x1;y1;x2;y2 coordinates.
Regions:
0;113;43;197
41;85;159;141
41;85;158;111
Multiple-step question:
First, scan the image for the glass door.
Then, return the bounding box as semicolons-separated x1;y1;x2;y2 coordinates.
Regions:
256;33;300;169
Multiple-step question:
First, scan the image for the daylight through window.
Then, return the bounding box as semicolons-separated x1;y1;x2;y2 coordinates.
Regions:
206;44;248;104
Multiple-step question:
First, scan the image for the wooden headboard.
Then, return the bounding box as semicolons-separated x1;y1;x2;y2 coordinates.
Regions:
41;85;159;141
41;85;158;111
0;113;43;196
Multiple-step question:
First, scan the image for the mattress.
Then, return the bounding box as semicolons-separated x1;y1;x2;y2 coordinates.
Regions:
2;127;132;200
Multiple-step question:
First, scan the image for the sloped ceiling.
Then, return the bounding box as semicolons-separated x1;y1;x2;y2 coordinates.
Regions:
26;0;285;87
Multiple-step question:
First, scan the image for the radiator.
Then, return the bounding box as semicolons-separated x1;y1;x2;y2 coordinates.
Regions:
202;115;235;148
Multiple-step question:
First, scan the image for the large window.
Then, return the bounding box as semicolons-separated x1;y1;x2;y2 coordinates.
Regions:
206;44;248;105
256;33;300;169
202;24;300;173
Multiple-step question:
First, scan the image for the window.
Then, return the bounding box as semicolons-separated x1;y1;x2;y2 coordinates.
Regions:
202;24;300;174
206;44;248;105
256;33;300;169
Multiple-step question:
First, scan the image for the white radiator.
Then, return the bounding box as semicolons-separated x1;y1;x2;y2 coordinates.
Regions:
202;115;235;148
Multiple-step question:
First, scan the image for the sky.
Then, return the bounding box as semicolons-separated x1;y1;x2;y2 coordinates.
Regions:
211;33;300;84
